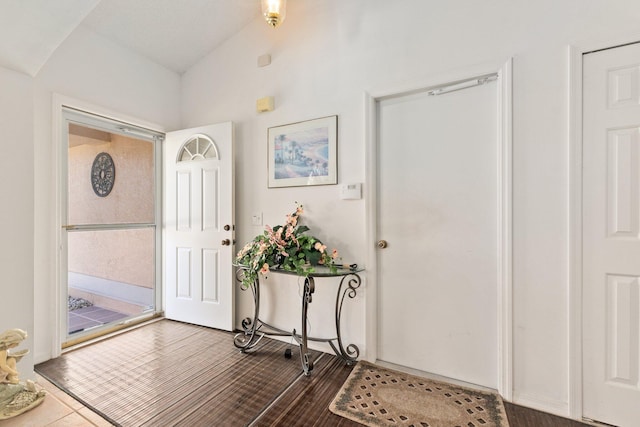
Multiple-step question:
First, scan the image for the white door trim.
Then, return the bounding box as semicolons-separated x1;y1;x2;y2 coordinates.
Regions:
51;94;165;358
567;34;640;421
567;43;584;421
364;58;513;399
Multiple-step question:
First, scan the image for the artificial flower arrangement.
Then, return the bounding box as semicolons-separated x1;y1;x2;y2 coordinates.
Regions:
235;203;340;289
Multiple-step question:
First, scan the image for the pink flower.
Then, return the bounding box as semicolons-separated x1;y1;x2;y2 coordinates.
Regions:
257;242;268;255
332;249;339;259
296;205;304;215
314;242;327;253
260;263;270;274
286;214;298;227
237;242;253;258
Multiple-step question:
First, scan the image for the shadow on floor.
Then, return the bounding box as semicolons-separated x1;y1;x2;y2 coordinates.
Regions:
68;306;127;334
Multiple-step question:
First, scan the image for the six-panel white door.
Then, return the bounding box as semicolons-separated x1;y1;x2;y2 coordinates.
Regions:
164;123;234;331
583;43;640;427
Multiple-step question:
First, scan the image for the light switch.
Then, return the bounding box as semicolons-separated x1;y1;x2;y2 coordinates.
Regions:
340;183;362;200
251;213;263;226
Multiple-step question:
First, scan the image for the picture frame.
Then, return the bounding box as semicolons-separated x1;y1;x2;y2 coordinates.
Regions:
267;115;338;188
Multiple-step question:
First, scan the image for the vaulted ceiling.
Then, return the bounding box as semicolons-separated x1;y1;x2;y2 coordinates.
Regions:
0;0;261;76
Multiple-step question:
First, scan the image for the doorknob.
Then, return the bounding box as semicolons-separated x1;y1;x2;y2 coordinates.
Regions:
377;240;388;249
221;239;231;246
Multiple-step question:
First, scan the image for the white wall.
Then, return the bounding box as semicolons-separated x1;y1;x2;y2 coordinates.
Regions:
181;0;640;417
8;0;639;418
33;25;181;363
0;66;34;379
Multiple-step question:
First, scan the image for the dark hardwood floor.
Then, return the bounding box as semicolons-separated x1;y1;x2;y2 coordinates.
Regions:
502;403;592;427
251;354;359;426
252;353;591;427
37;320;591;427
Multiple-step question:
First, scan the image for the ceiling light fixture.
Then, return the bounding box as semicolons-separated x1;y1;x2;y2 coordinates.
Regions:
262;0;286;28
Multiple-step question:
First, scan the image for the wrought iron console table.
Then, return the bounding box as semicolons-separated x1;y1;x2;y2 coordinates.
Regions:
233;265;363;376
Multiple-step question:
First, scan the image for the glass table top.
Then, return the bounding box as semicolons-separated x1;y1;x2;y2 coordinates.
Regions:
234;263;363;277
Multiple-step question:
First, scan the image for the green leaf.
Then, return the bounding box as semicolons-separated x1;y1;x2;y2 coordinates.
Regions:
306;251;321;265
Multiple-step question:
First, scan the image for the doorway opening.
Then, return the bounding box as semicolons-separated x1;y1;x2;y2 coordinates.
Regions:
364;59;513;399
61;108;163;346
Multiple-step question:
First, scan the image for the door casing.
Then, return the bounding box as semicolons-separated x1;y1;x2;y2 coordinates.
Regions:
52;94;165;358
364;58;513;399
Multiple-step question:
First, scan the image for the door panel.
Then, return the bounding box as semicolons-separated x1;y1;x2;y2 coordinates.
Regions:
377;80;498;389
164;123;234;330
583;43;640;427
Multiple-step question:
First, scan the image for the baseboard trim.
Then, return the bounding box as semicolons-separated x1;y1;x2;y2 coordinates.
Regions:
512;391;569;419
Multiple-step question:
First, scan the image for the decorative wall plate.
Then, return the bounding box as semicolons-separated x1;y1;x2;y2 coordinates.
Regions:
91;152;115;197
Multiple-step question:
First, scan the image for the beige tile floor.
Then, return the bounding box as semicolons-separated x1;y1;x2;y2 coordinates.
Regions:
0;375;113;427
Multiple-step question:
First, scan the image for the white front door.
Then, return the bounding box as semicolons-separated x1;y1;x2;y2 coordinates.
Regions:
164;123;234;331
376;77;499;389
583;43;640;427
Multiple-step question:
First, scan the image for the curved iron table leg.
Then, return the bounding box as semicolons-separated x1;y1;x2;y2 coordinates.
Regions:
330;273;361;364
234;274;262;352
300;276;315;375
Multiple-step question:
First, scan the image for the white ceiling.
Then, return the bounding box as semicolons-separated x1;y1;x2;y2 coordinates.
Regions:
0;0;261;76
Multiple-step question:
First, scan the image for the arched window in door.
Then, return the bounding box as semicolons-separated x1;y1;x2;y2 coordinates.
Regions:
177;134;219;162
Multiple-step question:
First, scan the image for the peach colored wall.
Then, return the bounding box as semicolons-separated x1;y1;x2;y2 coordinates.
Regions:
68;133;154;225
68;133;155;288
68;228;154;288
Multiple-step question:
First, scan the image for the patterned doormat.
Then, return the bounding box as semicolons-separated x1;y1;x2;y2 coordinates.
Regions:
330;361;509;427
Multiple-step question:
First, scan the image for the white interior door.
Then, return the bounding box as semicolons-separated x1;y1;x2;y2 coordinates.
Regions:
164;123;234;331
583;43;640;427
377;78;499;389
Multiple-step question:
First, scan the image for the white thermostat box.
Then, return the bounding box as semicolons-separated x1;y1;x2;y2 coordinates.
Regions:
340;183;362;200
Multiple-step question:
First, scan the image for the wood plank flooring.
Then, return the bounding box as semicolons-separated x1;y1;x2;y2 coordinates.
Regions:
253;356;591;427
251;354;360;426
36;320;320;426
36;320;591;427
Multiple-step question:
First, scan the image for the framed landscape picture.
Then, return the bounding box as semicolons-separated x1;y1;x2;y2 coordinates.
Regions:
267;115;338;188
